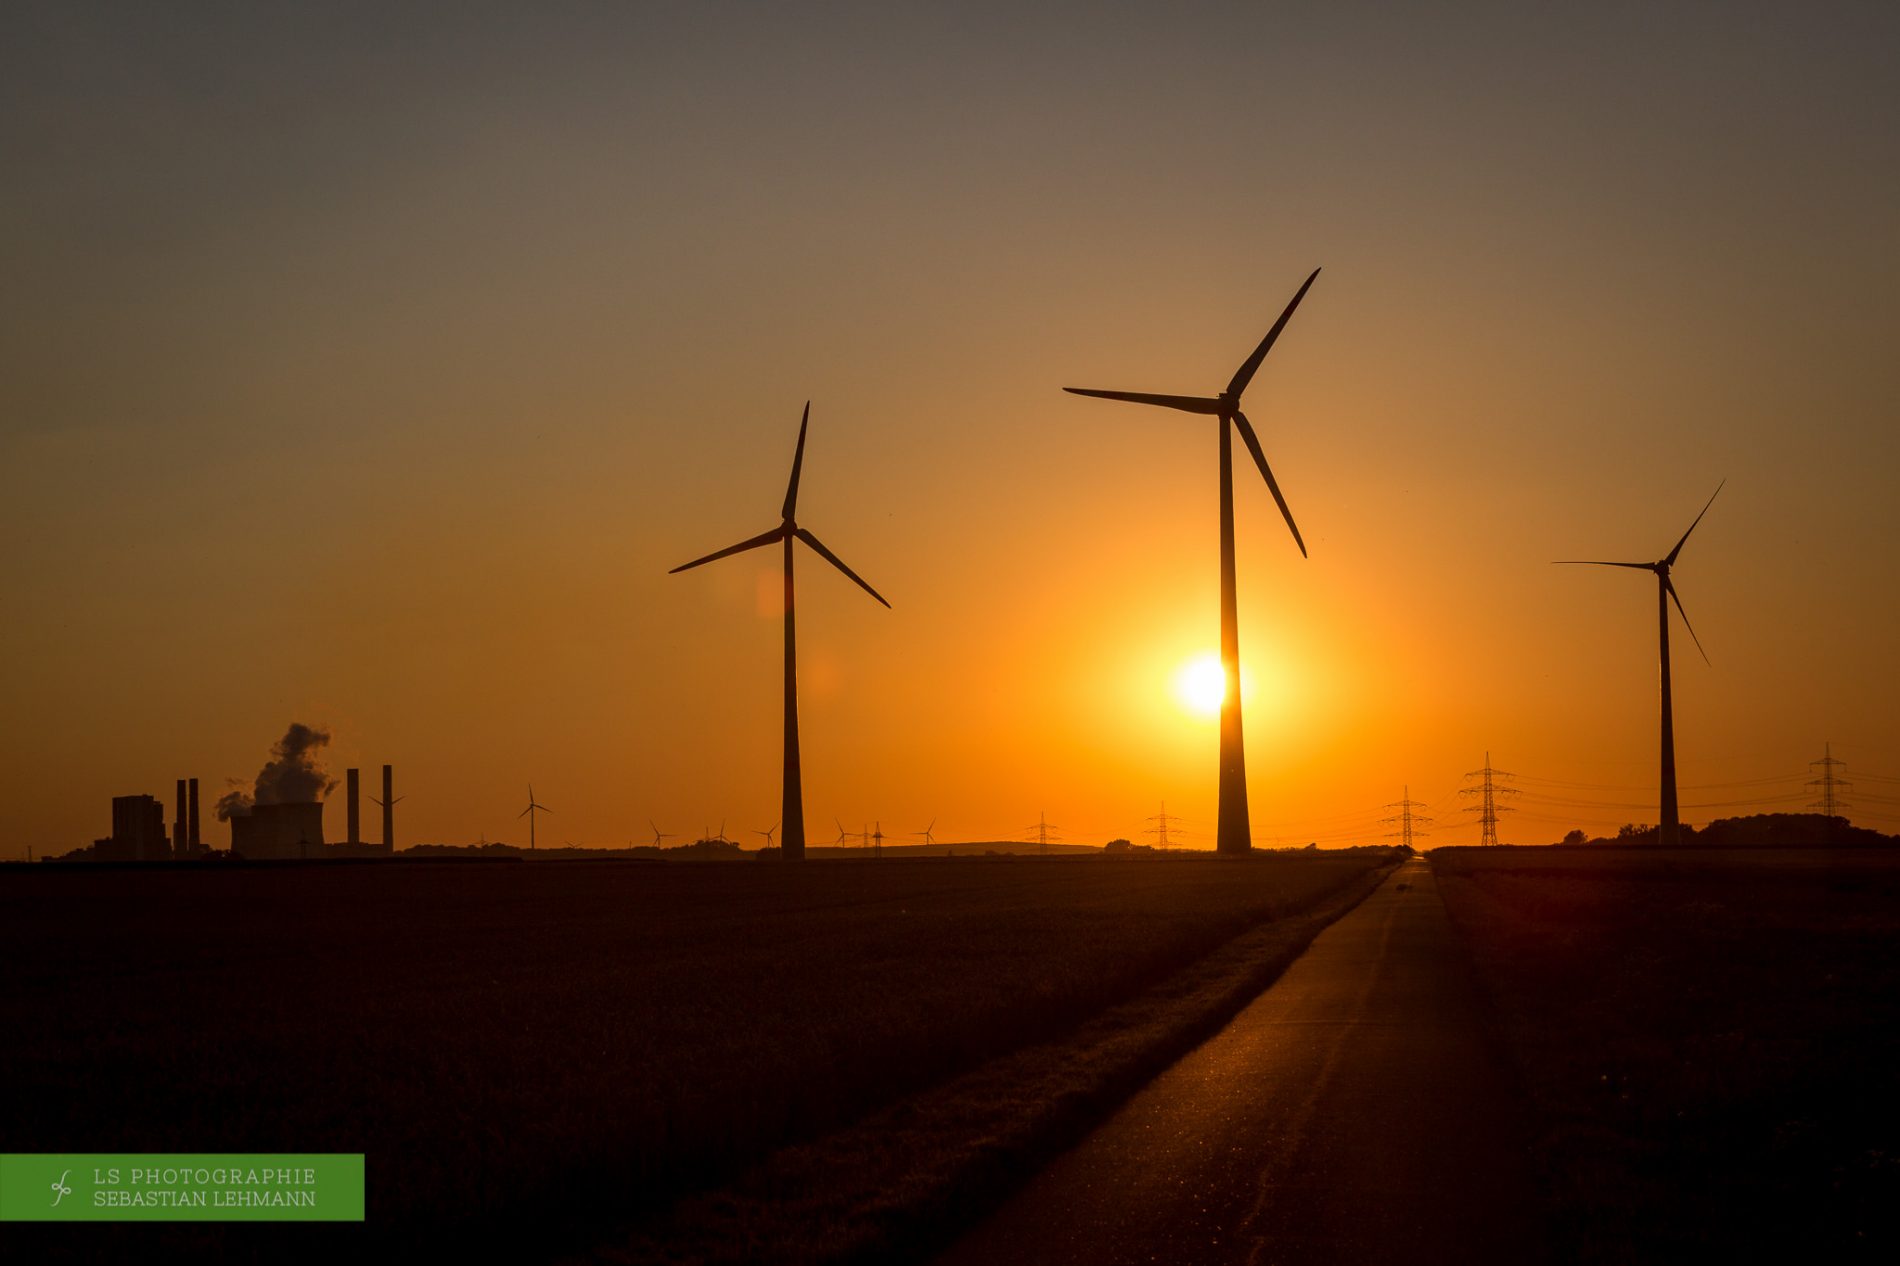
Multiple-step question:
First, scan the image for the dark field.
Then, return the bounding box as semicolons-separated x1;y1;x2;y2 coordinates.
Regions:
1433;846;1900;1263
1;852;1388;1260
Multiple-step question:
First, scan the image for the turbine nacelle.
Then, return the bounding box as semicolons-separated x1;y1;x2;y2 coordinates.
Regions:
1062;267;1322;561
1554;480;1724;664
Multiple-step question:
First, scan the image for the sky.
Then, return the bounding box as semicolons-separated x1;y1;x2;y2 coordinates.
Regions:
3;1;1897;854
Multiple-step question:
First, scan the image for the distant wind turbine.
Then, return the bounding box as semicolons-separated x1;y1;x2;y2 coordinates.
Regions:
648;820;676;847
754;822;780;848
670;403;890;861
834;819;851;845
1065;268;1321;854
913;818;937;846
1556;481;1725;848
518;785;551;850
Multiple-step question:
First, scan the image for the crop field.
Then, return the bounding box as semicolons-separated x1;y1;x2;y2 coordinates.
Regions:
1;851;1390;1261
1433;846;1900;1263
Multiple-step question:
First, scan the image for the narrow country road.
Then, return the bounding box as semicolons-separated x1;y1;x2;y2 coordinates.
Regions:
935;856;1548;1265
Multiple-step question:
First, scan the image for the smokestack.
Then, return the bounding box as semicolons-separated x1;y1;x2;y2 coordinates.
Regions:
347;768;360;846
382;764;394;852
188;778;200;849
175;779;187;860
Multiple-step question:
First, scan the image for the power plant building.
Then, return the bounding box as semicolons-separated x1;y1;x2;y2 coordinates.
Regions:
96;795;169;862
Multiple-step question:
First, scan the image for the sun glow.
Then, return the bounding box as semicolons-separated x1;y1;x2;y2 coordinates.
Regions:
1176;653;1231;717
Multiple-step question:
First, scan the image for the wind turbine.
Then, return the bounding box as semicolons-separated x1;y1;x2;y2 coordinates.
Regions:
1065;268;1321;854
518;785;551;850
369;788;404;849
648;820;676;847
1557;481;1724;848
834;819;851;845
913;818;937;846
671;403;890;861
754;822;780;848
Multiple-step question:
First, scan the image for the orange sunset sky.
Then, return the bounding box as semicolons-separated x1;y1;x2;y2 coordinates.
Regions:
3;2;1897;853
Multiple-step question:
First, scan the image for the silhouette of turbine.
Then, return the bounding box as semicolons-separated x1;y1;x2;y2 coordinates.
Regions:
834;819;851;845
1556;480;1724;848
648;820;675;847
754;822;780;847
1066;268;1320;854
671;403;890;862
518;785;551;851
913;817;937;845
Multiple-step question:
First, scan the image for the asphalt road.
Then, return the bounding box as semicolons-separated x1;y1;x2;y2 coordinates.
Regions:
935;856;1548;1265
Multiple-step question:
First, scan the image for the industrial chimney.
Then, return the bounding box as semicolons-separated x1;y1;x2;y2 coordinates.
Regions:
174;779;188;860
347;768;360;846
188;778;200;850
382;764;395;853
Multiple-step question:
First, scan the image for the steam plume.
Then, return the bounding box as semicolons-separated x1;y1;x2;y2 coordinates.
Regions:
217;722;338;820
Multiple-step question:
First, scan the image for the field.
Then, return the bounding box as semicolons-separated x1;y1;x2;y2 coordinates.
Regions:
1432;846;1900;1263
0;851;1393;1261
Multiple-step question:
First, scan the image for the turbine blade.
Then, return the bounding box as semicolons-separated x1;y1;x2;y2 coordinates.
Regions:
1062;388;1222;414
518;806;531;818
1233;412;1307;557
795;528;891;607
782;401;810;521
1552;560;1655;569
1665;575;1710;664
1227;267;1321;399
1664;478;1725;567
669;525;787;573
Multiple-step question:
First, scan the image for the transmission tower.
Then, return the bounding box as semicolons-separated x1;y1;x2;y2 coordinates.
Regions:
1808;742;1851;833
1144;801;1184;849
1381;785;1433;850
1460;752;1518;846
1024;810;1060;855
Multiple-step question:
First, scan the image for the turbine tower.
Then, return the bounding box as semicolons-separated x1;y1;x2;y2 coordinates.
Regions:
518;785;551;850
1557;481;1723;848
370;764;402;853
1066;268;1321;854
671;404;890;861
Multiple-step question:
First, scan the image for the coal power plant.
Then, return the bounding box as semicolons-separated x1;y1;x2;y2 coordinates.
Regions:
76;723;398;864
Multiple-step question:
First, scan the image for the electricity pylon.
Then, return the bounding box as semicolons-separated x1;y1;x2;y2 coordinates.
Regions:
1144;801;1184;849
1381;786;1433;850
1460;754;1517;846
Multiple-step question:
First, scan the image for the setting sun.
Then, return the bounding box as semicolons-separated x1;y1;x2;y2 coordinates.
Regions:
1176;654;1230;716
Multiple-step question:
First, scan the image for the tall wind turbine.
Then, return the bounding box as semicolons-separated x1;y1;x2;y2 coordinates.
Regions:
648;820;676;847
1066;268;1321;854
913;818;937;846
518;785;551;850
671;404;890;861
753;822;780;848
1557;481;1724;848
